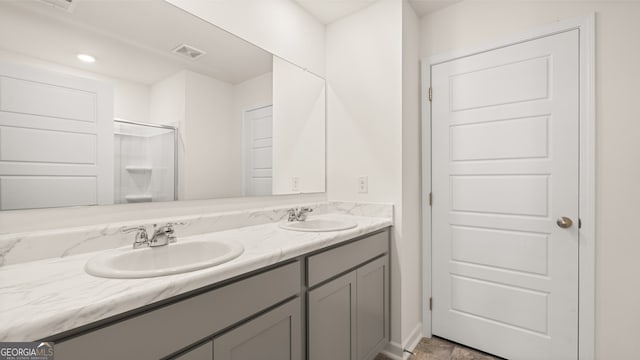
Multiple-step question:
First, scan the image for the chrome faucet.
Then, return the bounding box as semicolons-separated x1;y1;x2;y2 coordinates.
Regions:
122;225;150;249
122;222;184;249
287;207;313;222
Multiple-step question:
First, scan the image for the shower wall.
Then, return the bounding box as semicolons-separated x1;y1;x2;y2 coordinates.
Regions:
114;121;176;204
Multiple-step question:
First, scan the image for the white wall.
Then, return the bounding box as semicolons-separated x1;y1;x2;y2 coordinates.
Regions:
401;0;422;349
272;57;326;195
150;71;186;127
326;0;402;204
326;0;411;355
182;70;240;200
420;2;640;358
166;0;326;76
233;72;273;120
112;80;150;123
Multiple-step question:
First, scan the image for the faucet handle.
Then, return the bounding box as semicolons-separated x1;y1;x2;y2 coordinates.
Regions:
122;225;147;234
298;207;313;221
155;222;185;233
153;222;185;244
122;226;149;249
286;207;313;222
287;208;298;222
122;226;149;241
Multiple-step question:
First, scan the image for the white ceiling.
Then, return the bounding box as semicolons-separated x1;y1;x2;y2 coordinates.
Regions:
293;0;377;24
0;0;461;85
409;0;461;16
0;0;273;85
292;0;460;24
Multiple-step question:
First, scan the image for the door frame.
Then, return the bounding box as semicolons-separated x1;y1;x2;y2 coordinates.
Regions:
241;103;273;196
420;14;596;360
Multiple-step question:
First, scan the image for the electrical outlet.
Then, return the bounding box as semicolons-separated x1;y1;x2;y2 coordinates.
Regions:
358;176;368;193
292;177;300;192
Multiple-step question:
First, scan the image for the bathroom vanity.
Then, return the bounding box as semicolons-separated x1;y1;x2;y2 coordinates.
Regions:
52;229;389;360
0;206;392;360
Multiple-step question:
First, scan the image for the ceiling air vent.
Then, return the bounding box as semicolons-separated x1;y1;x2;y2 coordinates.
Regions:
38;0;77;12
171;44;206;60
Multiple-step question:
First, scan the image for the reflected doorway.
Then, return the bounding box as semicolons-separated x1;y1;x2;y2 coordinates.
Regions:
243;105;273;196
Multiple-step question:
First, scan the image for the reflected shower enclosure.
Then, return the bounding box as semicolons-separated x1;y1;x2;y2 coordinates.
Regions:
113;119;177;204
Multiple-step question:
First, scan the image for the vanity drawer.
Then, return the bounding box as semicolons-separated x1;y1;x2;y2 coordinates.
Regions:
307;230;389;287
55;261;301;360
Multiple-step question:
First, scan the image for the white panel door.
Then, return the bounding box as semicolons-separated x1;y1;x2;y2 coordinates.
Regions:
431;30;579;359
0;61;113;210
244;105;273;196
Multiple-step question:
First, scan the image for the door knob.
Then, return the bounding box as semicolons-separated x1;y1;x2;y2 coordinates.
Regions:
556;217;573;229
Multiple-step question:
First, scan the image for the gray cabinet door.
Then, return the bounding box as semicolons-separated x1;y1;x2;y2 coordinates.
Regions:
173;342;212;360
55;262;300;360
356;256;389;360
307;231;389;287
213;298;302;360
308;271;357;360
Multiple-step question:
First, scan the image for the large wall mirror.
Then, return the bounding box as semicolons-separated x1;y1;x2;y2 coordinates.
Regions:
0;0;326;211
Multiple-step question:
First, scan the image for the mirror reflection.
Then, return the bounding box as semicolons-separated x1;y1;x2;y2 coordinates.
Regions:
0;0;326;211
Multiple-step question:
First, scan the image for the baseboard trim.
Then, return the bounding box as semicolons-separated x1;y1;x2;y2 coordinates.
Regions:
380;323;423;360
402;323;423;358
380;342;403;360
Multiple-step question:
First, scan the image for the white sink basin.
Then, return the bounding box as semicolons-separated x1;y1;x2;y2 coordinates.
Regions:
279;219;357;232
85;240;244;279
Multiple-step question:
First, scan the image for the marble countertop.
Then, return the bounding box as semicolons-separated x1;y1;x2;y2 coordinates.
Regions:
0;213;391;342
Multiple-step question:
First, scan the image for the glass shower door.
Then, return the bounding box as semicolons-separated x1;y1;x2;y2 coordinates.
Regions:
113;119;177;204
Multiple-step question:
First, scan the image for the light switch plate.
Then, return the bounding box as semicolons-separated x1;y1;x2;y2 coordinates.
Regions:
292;177;300;192
358;176;368;193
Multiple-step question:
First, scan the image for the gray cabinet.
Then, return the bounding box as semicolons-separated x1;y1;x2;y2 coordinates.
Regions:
214;298;301;360
307;230;388;287
173;342;212;360
55;262;300;360
356;256;389;360
308;272;357;360
308;230;390;360
52;228;390;360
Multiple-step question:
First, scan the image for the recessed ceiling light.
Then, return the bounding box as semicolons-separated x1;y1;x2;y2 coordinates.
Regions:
77;53;96;63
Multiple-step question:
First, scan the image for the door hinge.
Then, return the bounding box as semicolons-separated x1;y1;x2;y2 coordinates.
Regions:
429;297;433;311
428;192;432;206
579;218;582;229
428;87;432;102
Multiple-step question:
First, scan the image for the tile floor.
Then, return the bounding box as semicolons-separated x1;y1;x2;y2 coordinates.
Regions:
375;336;503;360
